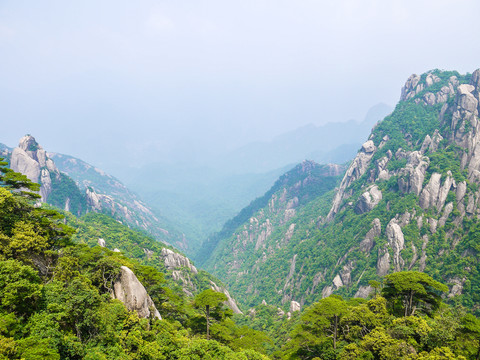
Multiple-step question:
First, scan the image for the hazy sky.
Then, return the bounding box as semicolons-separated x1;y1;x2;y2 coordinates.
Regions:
1;0;480;176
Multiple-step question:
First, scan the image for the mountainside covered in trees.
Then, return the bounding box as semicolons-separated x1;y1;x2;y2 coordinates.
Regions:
201;69;480;312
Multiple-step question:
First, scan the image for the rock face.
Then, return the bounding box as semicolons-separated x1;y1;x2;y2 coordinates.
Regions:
10;135;60;202
327;140;376;221
290;300;301;312
386;219;405;272
161;248;198;274
112;266;161;319
201;68;480;310
209;281;243;314
159;248;242;314
355;185;382;214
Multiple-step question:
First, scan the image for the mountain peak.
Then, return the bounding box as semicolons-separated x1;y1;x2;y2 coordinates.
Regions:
19;134;42;153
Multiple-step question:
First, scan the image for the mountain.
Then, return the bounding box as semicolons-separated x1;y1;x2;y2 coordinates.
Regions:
201;68;480;311
126;163;292;252
1;135;189;248
48;151;193;250
124;104;391;253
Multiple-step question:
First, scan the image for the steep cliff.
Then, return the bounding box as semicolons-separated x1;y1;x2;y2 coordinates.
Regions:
8;135;87;214
202;69;480;311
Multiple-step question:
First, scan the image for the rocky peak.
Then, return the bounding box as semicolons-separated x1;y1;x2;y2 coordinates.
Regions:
10;135;59;201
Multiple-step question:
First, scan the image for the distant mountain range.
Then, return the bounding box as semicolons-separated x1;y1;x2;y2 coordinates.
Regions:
124;103;392;251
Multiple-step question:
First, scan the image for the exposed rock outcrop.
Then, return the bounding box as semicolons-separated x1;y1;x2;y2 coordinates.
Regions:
290;300;301;312
9;135;60;202
112;266;161;319
386;219;405;272
355;185;382;214
359;218;381;253
354;285;373;299
210;281;243;314
160;248;198;274
327;140;377;221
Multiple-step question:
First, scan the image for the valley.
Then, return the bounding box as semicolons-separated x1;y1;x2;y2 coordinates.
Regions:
2;69;480;359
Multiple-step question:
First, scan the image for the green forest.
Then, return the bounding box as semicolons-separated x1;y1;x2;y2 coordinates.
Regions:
2;147;480;359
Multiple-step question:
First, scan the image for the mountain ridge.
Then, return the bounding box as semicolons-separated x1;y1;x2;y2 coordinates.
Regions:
200;68;480;311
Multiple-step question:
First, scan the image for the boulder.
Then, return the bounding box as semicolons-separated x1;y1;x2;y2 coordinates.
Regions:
10;147;40;183
386;219;405;272
98;238;106;247
359;218;381;253
354;285;373;299
376;247;390;276
290;301;301;312
419;173;442;209
112;266;161;319
355;185;382;214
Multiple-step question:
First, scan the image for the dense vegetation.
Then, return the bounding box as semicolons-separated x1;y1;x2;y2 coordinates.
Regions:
0;159;272;359
199;69;480;317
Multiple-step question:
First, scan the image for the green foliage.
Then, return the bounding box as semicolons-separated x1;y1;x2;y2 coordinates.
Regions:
0;164;273;359
47;172;88;216
382;271;448;317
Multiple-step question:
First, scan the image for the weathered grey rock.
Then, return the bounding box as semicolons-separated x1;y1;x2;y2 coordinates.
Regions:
423;92;436;106
419;173;442;209
425;73;440;87
332;274;343;289
457;84;478;113
10;147;40;183
355;185;382;214
210;281;243;314
283;223;296;244
360;218;381;253
362;140;376;153
376;247;390;276
401;74;421;101
448;277;465;298
327;140;377;221
428;218;438;234
290;301;301;312
321;285;334;298
98;238;106;247
438;202;454;227
436;172;454;211
456;181;467;202
113;248;121;252
386;219;405;272
397;151;429;196
419;235;429;272
160;248;198;274
277;308;285;317
112;266;161;319
354;285;373;299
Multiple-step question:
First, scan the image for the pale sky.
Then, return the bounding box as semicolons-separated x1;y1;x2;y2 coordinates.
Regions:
1;0;480;176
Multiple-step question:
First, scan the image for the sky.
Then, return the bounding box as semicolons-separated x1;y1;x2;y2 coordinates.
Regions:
1;0;480;177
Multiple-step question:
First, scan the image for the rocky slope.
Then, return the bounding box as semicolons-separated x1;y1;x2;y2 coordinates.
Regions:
200;161;346;308
49;152;189;248
2;135;186;246
202;69;480;311
7;135;87;214
89;216;242;314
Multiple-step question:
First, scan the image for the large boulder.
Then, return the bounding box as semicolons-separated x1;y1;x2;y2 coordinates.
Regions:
355;185;382;214
112;266;161;319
